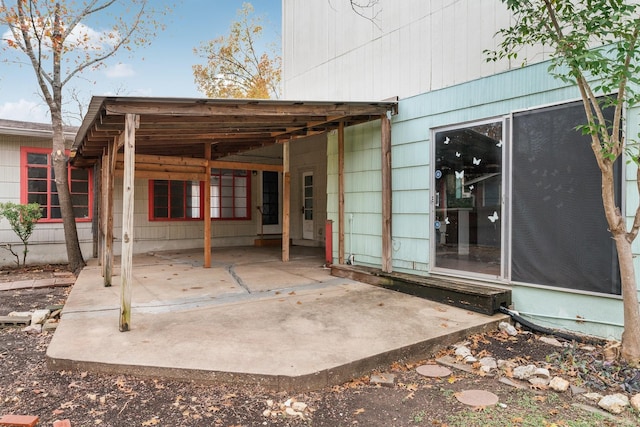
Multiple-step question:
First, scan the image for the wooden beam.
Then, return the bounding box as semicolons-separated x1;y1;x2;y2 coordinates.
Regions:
115;161;206;175
338;122;345;264
209;160;283;172
204;143;212;268
119;113;139;332
116;153;209;167
104;140;117;287
104;101;394;118
381;113;392;273
282;140;290;262
114;170;206;181
98;152;106;273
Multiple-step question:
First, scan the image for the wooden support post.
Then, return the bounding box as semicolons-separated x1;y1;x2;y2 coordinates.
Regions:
203;143;212;268
93;158;101;259
282;140;290;262
338;122;345;264
104;140;117;287
381;113;393;273
119;113;138;332
99;151;107;272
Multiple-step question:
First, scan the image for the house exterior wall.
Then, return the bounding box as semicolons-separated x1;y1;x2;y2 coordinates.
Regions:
283;0;637;340
104;134;327;256
282;0;549;101
0;133;93;267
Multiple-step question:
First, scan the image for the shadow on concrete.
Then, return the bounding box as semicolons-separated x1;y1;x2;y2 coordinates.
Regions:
47;246;507;391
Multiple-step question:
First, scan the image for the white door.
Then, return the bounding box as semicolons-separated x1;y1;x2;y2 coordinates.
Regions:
302;172;314;239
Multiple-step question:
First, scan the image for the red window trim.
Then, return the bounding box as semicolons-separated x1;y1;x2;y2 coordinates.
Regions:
209;169;252;221
148;180;204;221
148;170;252;222
20;147;93;223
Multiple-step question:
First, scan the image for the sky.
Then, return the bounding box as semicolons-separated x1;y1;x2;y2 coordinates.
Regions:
0;0;282;125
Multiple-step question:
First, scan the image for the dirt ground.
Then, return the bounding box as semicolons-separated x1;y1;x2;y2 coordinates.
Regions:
1;265;639;426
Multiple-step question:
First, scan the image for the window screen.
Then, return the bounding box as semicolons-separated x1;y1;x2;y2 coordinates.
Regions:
511;101;621;294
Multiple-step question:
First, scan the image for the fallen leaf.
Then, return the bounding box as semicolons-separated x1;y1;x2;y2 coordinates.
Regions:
354;408;365;415
288;291;296;295
141;417;160;426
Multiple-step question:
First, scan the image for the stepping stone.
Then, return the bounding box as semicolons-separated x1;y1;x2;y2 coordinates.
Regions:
416;364;452;378
455;389;499;407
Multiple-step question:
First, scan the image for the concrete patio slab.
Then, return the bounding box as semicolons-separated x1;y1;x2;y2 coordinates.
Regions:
47;247;507;391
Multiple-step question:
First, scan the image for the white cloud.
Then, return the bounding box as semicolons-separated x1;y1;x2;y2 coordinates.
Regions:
3;20;119;53
104;63;135;78
0;100;49;123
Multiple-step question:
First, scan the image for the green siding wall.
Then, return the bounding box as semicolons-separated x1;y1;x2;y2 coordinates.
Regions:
327;59;639;339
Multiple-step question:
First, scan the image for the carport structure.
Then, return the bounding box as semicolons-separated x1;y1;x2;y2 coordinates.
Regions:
71;97;397;331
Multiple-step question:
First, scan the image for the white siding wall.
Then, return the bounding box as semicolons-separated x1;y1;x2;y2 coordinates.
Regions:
283;0;549;101
0;135;93;267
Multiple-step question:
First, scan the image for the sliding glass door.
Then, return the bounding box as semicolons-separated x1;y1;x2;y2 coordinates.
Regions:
433;120;503;277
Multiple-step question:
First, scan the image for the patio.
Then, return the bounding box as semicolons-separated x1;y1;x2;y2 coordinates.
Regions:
47;246;507;391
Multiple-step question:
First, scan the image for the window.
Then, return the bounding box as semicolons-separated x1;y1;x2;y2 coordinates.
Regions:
149;169;250;221
21;147;92;222
210;169;250;220
149;180;202;220
511;100;620;294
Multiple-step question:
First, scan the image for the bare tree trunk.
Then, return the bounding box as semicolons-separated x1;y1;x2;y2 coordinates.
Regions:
601;164;640;365
615;234;640;365
51;106;85;273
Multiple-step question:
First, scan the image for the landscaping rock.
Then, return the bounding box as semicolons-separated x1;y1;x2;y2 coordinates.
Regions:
479;357;497;371
549;376;570;392
528;377;549;388
453;345;477;363
370;373;396;387
538;336;563;347
630;393;640;411
513;364;538;380
499;321;518;336
31;309;50;325
533;367;551;379
598;393;629;414
583;392;604;401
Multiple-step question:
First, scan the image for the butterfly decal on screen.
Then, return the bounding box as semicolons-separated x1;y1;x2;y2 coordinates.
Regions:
473;157;481;165
455;170;464;179
445;217;450;225
488;211;499;223
455;151;461;157
444;137;450;145
468;185;474;191
496;140;503;148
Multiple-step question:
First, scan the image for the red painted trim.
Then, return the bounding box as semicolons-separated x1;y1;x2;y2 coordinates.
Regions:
20;147;93;223
149;170;252;222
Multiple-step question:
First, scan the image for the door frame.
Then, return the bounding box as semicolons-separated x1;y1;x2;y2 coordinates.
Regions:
430;116;508;281
302;170;314;240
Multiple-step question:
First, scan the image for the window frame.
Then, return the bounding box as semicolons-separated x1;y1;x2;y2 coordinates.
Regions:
148;169;251;222
20;147;93;223
148;180;204;221
210;169;252;221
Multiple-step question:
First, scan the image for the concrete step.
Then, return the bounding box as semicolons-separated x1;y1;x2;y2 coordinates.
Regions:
331;264;511;316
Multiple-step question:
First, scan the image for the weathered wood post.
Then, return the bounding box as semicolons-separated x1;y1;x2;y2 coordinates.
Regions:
204;143;212;268
381;112;392;273
119;113;138;332
338;122;345;264
282;140;290;262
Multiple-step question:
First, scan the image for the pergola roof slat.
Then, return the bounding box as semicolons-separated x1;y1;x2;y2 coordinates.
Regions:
71;96;397;167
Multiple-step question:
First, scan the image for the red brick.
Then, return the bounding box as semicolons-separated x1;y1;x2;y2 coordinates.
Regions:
52;420;71;427
0;414;39;427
